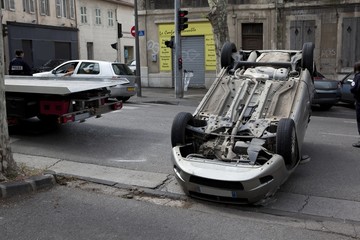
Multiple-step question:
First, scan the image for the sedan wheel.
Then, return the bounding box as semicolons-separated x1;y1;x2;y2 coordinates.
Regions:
220;42;237;69
276;118;299;169
171;112;194;147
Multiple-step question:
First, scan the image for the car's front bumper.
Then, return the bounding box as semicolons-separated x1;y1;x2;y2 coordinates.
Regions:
171;145;292;204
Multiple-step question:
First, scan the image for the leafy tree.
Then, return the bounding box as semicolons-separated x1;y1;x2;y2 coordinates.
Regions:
207;0;230;72
0;22;18;181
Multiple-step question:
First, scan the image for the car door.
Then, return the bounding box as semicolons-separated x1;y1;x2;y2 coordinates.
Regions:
52;61;80;76
341;73;355;103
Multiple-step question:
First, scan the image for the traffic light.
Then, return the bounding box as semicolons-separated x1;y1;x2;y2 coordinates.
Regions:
117;23;123;38
111;43;117;50
2;24;8;36
178;10;188;32
165;40;174;49
178;57;183;70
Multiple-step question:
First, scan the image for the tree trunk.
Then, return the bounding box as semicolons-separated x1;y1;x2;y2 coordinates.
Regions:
0;17;18;181
207;0;230;72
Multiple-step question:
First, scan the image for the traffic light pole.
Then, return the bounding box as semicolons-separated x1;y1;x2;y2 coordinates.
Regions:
174;0;183;98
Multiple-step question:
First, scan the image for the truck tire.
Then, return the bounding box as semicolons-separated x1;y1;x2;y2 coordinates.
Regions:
276;118;299;169
301;42;315;74
171;112;194;147
221;42;237;69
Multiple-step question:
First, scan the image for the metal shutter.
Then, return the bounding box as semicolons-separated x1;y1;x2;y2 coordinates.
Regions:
181;36;205;87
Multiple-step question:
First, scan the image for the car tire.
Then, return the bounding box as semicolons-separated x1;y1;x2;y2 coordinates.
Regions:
301;42;315;74
37;114;58;123
276;118;299;169
116;96;130;102
221;42;237;69
171;112;194;147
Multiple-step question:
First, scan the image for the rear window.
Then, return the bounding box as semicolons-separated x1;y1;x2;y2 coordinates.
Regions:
112;63;134;75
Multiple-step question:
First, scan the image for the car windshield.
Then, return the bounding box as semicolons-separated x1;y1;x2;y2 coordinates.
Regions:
112;63;134;75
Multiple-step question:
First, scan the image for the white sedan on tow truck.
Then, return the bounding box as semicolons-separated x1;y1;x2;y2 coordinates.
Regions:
33;60;137;102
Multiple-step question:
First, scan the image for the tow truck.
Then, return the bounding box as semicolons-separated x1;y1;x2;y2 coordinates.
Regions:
4;76;123;126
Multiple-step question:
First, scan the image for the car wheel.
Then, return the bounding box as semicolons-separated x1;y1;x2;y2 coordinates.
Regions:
276;118;299;169
221;42;237;69
319;104;332;110
116;96;130;102
171;112;194;147
301;42;315;74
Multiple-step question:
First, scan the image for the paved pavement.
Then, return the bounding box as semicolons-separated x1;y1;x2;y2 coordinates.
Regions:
3;87;360;228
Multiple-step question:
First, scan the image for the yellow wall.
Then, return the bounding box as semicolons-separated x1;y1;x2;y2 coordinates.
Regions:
159;22;216;71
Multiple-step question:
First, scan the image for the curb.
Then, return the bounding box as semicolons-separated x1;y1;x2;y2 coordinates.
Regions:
0;174;56;198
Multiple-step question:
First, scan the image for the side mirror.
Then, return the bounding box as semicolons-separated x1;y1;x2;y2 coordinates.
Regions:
346;78;354;84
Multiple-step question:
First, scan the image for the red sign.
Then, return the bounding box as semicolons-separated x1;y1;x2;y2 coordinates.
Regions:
131;26;136;37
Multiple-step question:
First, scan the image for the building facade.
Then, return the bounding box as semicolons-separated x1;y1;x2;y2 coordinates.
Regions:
1;0;135;73
137;0;360;89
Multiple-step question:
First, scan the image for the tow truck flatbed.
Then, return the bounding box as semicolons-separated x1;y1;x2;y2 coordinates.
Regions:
4;76;123;126
5;76;122;95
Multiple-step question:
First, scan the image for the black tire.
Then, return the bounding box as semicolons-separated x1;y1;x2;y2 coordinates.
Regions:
221;42;237;69
301;42;315;74
171;112;194;147
116;96;130;102
319;104;332;110
276;118;299;169
37;114;59;124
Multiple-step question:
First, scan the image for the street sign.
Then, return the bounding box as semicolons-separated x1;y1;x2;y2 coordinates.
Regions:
131;26;145;37
131;26;136;37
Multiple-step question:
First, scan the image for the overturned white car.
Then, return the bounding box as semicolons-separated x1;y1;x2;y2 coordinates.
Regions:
171;42;315;204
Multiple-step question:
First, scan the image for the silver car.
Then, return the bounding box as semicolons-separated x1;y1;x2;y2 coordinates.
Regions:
171;42;315;204
33;60;137;102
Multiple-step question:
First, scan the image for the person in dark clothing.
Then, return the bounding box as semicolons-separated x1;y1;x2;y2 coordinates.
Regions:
351;61;360;147
9;49;32;75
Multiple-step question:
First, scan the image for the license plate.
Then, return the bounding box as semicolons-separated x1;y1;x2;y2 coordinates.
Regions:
127;87;135;92
198;186;235;198
75;112;90;121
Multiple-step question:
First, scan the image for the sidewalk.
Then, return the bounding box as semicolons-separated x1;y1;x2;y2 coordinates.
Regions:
3;87;360;230
130;87;208;106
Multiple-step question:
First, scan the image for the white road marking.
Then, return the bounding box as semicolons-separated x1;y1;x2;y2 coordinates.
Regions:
343;120;356;124
10;138;19;144
320;132;359;138
109;159;147;162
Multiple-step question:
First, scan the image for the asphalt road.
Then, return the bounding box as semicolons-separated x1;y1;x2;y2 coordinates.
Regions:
8;100;360;222
0;183;355;240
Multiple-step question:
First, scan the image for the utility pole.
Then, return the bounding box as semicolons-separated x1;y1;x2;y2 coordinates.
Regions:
174;0;182;98
135;0;141;97
174;0;189;98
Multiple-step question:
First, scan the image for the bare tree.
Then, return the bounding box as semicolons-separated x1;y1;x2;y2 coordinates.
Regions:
207;0;230;72
0;19;18;181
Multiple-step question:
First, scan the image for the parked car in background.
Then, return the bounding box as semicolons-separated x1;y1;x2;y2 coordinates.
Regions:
340;73;356;105
171;42;315;204
32;59;67;73
312;71;341;110
33;60;137;102
127;59;136;74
